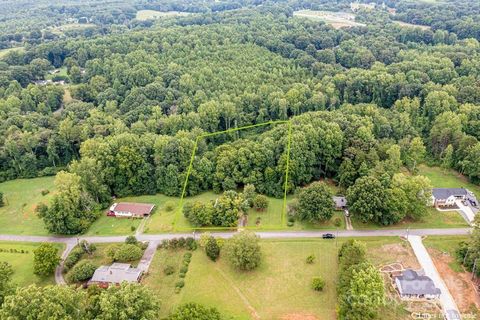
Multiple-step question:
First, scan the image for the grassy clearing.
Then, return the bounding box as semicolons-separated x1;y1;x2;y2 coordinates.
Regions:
136;10;191;21
45;67;68;80
0;241;64;286
0;176;55;235
293;10;366;29
145;239;339;319
352;207;468;230
418;165;480;196
393;20;431;30
144;237;412;319
85;215;142;236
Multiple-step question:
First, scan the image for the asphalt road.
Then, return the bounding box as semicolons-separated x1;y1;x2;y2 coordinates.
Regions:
0;228;472;245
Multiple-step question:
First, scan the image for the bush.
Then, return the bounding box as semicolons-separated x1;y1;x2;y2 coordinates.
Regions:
40;189;50;196
174;287;181;294
169;303;222;320
130;225;136;232
306;255;315;264
163;265;175;275
205;237;220;261
113;244;143;262
183;252;192;259
253;195;269;211
198;233;212;248
311;277;325;291
287;221;294;227
180;266;188;274
175;280;185;288
125;235;138;245
178;272;186;278
185;237;197;251
164;201;176;212
64;247;84;270
178;237;186;248
0;192;4;207
183;256;191;263
334;217;342;227
66;260;97;283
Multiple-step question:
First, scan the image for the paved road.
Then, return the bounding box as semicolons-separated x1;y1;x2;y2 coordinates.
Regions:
408;235;461;320
0;228;472;244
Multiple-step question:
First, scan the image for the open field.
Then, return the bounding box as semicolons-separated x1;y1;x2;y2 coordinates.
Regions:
144;237;414;319
0;47;24;59
45;67;68;80
0;176;55;235
418;165;480;196
136;10;191;21
424;236;480;315
50;23;97;35
293;10;366;29
393;20;431;30
352;207;468;230
0;241;64;287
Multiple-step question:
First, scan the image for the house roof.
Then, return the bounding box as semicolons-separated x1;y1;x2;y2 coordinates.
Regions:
89;263;142;284
432;188;468;200
333;196;347;207
395;269;441;296
110;202;155;215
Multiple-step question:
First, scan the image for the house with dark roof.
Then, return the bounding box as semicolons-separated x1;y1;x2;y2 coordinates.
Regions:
107;202;155;218
431;188;470;207
394;269;441;300
88;263;142;288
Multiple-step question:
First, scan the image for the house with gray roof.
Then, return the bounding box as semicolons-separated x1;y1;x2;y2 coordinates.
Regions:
333;196;347;210
394;269;441;300
431;188;471;207
88;263;142;288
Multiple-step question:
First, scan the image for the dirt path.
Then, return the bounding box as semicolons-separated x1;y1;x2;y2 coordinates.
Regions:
428;248;480;313
214;266;260;320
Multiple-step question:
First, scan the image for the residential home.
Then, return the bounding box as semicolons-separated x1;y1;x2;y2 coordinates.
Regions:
107;202;155;218
431;188;476;207
88;263;142;288
333;196;347;210
394;269;441;300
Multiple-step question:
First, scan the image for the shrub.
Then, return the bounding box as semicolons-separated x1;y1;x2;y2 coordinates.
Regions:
334;217;342;227
306;255;315;264
130;225;136;232
164;201;176;212
178;237;186;248
311;277;325;291
199;233;212;248
163;265;175;276
183;252;192;259
125;235;138;245
64;247;84;270
0;192;4;207
180;266;188;274
169;239;179;249
178;272;186;278
175;280;185;288
174;287;181;294
113;244;143;262
287;221;294;227
205;237;220;261
66;260;97;283
185;237;197;251
169;303;222;319
253;195;269;211
183;256;191;264
41;189;50;196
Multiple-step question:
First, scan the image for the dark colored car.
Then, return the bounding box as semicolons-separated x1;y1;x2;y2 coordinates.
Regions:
322;233;335;239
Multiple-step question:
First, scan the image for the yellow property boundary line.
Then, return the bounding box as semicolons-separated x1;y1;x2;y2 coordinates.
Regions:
173;120;293;231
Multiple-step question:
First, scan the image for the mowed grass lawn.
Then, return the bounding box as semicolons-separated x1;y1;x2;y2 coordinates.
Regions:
0;176;55;235
144;239;339;319
144;237;411;320
0;241;64;286
352;207;468;230
423;235;469;272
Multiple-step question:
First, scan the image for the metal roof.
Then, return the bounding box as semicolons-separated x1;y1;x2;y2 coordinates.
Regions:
89;263;142;284
395;269;441;296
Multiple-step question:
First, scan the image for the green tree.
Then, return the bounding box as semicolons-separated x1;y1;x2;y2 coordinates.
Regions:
205;237;220;261
113;244;143;262
0;262;13;306
66;260;97;283
224;231;261;271
346;176;388;224
33;243;60;276
243;184;256;207
253;195;269;211
168;303;222;320
297;182;334;222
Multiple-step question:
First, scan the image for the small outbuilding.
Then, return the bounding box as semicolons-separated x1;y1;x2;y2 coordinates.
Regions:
333;196;347;210
88;263;142;288
107;202;155;218
394;269;441;300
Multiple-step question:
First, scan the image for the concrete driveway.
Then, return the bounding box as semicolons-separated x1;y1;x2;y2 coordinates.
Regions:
455;200;477;225
408;235;461;320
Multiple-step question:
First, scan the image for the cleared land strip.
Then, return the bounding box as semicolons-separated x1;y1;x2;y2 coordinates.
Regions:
0;228;472;245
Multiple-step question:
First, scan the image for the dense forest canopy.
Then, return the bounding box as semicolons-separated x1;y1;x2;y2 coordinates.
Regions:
1;0;480;232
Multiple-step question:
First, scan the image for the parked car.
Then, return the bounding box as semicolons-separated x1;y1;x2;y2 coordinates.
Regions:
322;233;335;239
